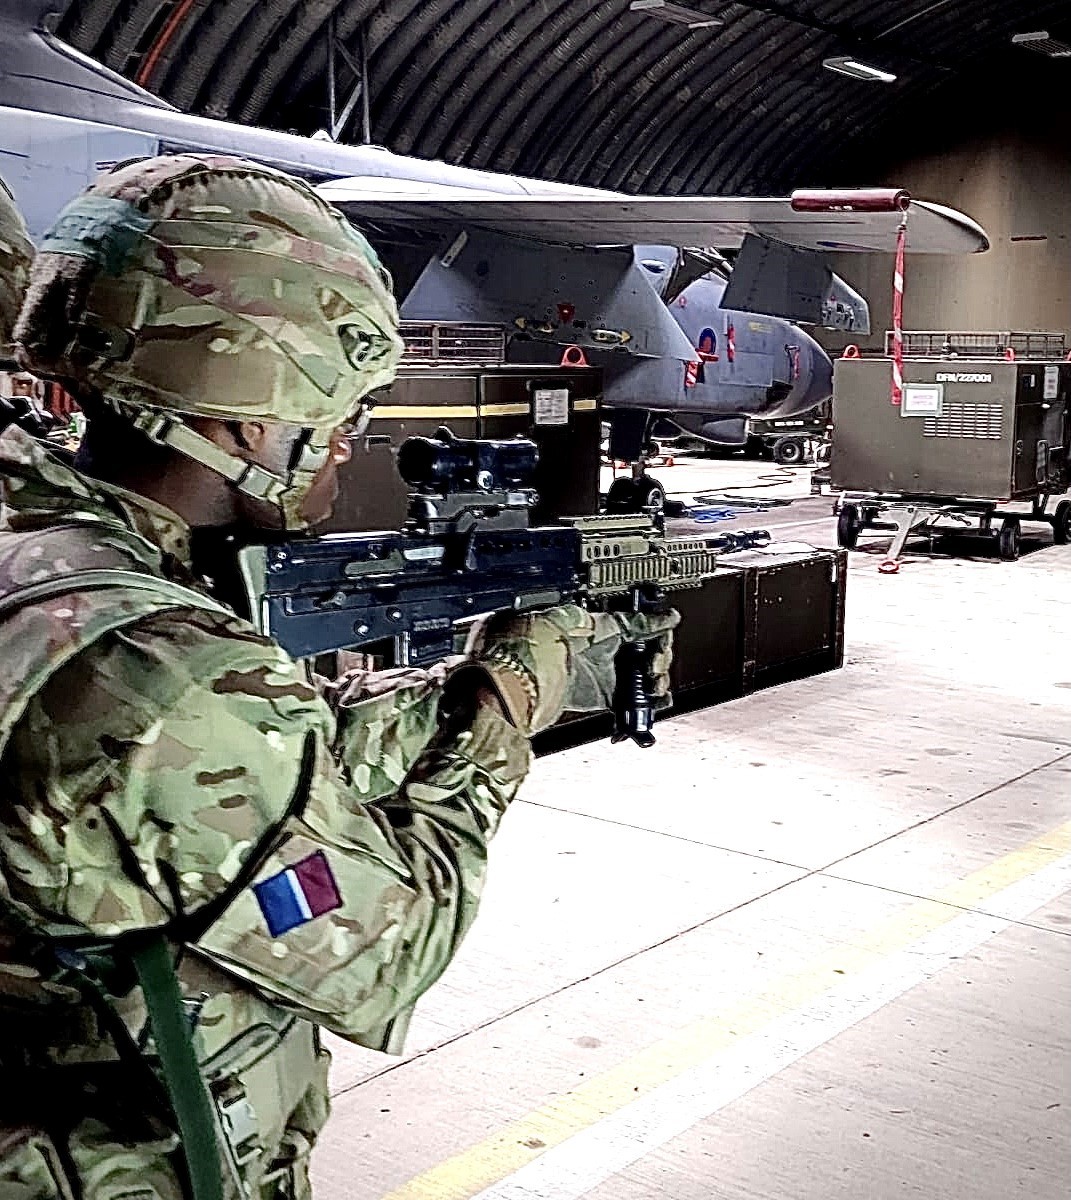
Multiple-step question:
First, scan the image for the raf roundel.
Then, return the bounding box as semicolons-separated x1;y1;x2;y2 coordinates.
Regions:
253;851;343;937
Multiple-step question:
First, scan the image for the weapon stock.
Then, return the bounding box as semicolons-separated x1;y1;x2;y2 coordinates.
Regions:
238;430;770;746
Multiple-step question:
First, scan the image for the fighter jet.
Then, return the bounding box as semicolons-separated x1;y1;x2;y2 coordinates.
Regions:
0;0;988;508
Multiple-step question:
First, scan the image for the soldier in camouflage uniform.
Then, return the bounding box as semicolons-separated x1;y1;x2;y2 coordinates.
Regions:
0;156;676;1200
0;178;43;441
0;177;33;360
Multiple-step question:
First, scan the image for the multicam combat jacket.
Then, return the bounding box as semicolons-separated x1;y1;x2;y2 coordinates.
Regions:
0;428;531;1199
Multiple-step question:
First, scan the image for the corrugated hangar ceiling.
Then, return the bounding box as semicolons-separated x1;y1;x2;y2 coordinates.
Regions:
56;1;1071;193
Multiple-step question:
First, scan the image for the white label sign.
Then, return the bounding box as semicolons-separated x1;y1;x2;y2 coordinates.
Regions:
533;387;570;426
901;383;944;416
1044;364;1059;400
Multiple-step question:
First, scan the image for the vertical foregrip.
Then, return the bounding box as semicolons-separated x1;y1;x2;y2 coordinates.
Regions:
611;638;656;748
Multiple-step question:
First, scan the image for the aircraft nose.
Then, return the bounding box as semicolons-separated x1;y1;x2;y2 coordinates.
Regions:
790;332;834;414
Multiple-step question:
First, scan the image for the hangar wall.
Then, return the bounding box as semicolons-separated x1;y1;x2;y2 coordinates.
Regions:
822;119;1071;353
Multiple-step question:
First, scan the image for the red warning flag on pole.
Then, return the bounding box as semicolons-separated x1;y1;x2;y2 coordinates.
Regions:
890;214;908;405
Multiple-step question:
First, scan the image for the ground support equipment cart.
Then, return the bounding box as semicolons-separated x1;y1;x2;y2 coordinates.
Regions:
830;332;1071;568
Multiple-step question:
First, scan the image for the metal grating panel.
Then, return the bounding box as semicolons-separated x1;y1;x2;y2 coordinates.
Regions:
887;330;1068;359
923;401;1004;440
400;322;507;365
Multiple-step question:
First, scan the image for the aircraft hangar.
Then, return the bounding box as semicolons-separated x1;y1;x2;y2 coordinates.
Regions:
0;3;1070;1200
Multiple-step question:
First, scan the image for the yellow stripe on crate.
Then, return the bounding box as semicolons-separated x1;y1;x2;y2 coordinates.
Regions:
370;400;596;421
371;405;480;420
380;819;1071;1200
480;403;532;417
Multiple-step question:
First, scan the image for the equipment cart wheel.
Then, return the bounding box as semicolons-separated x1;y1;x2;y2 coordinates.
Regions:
1053;500;1071;545
606;474;666;514
772;436;805;466
998;516;1022;561
837;503;862;549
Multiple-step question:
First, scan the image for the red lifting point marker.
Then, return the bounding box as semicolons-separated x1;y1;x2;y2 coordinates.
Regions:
560;345;589;367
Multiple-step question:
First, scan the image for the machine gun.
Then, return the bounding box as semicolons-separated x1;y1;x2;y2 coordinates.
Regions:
238;429;770;746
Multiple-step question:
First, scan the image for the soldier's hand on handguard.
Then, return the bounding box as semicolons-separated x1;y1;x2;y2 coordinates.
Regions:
465;604;680;735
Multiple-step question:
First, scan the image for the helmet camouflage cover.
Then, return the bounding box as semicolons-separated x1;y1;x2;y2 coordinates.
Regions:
0;177;33;360
15;154;404;431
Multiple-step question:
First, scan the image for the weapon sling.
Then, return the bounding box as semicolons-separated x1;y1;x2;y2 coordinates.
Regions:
132;935;223;1200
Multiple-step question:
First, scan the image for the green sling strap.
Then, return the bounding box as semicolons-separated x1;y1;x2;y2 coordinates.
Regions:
133;935;224;1200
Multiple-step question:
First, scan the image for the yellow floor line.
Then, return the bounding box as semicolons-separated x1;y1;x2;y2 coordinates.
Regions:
380;820;1071;1200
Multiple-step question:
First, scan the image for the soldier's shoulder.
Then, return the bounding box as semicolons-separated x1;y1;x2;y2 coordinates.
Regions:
0;517;165;586
59;603;324;724
4;604;330;935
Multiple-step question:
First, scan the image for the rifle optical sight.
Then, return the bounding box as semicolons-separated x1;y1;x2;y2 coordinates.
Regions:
397;426;539;493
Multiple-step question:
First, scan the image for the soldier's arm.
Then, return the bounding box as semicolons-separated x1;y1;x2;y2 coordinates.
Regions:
0;605;530;1048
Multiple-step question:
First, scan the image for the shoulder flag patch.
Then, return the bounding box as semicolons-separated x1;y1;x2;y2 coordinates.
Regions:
253;851;343;937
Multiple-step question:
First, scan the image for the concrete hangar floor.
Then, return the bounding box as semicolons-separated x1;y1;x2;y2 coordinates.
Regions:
313;451;1071;1200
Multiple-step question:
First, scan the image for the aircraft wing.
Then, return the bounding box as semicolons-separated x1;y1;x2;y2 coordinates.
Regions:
315;183;989;255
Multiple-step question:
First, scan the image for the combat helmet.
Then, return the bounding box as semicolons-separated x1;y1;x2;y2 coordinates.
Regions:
15;154;404;528
0;177;33;362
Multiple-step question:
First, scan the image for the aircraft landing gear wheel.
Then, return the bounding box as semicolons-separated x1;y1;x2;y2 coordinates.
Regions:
998;516;1021;561
837;503;862;549
1053;500;1071;545
606;475;666;514
772;436;805;466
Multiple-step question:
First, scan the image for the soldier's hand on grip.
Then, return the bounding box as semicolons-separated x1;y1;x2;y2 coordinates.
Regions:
613;609;679;711
466;604;680;735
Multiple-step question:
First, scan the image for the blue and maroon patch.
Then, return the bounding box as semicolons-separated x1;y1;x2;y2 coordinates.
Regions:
253;851;343;937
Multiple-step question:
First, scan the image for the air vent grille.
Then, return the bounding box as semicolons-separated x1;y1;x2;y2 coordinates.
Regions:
923;401;1004;440
401;322;507;365
884;330;1067;359
1012;31;1071;58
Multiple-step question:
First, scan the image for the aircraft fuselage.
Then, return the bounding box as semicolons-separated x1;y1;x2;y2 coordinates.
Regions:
0;13;834;444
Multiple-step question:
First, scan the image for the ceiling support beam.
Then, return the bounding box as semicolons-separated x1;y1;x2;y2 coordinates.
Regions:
327;10;371;145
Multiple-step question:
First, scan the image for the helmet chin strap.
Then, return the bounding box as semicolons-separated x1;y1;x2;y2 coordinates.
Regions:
129;407;294;503
116;398;369;530
125;405;328;523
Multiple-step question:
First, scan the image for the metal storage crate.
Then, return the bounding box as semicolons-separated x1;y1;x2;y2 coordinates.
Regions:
322;364;603;533
533;545;848;753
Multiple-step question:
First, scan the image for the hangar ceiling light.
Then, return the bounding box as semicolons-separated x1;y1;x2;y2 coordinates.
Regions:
628;1;724;30
1011;31;1071;58
822;56;898;83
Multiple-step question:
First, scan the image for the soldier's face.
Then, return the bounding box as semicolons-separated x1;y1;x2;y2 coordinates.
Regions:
229;421;353;530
